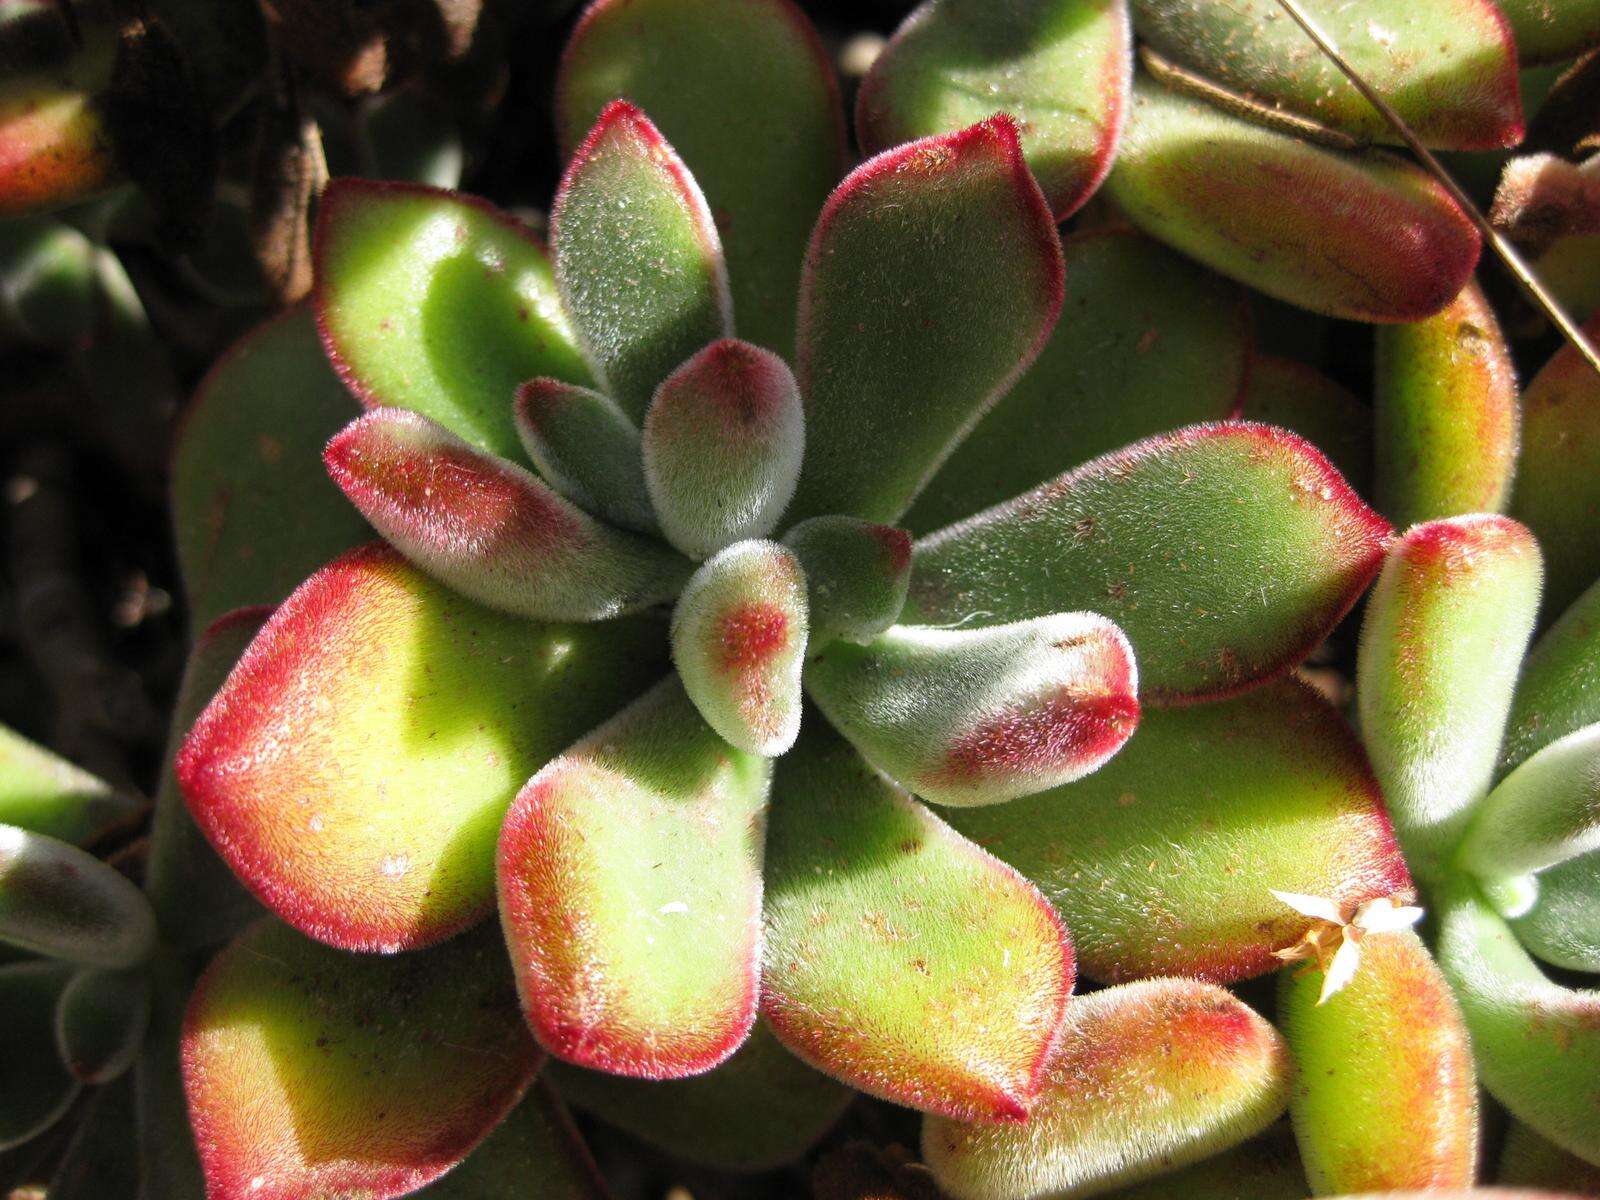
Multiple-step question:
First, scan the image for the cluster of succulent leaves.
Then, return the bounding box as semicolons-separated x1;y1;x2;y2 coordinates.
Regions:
5;0;1600;1197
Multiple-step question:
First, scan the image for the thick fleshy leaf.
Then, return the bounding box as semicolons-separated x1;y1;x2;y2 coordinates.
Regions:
1460;723;1600;882
179;544;668;952
555;0;846;357
498;679;767;1078
783;516;912;647
137;951;209;1200
173;306;371;629
1239;356;1373;497
0;961;77;1151
1105;77;1481;323
1436;879;1600;1167
1502;577;1600;775
0;216;97;347
0;723;138;845
1375;281;1519;528
909;423;1391;704
1511;315;1600;618
547;1021;854;1171
411;1082;608;1200
643;338;804;559
1131;0;1522;150
671;540;807;756
1357;515;1542;881
948;678;1410;983
1279;930;1477;1192
551;101;732;422
805;614;1139;808
761;723;1073;1122
908;228;1249;534
1498;0;1600;64
325;407;690;621
182;919;539;1200
1096;1129;1308;1200
856;0;1130;218
787;115;1063;524
922;978;1292;1200
1500;1120;1600;1192
1512;851;1600;973
54;967;149;1085
314;179;590;460
513;378;654;533
0;825;156;968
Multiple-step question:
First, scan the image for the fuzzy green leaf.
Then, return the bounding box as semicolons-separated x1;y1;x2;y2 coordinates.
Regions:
1502;577;1600;776
907;228;1249;534
1511;315;1600;618
552;101;732;422
514;378;655;533
172;306;372;629
182;919;539;1200
1511;852;1600;973
1357;516;1542;881
1095;1129;1308;1200
857;0;1130;218
178;545;667;952
555;0;846;358
1375;281;1519;528
1497;0;1600;64
1436;878;1600;1168
1131;0;1522;149
923;978;1292;1200
0;962;77;1151
1460;723;1600;882
498;680;768;1078
1499;1120;1600;1193
1239;356;1373;497
54;967;149;1085
948;678;1410;984
0;825;156;968
909;423;1391;703
1105;76;1481;323
0;723;138;846
411;1082;608;1200
787;115;1063;525
644;339;804;559
325;408;691;622
314;180;591;461
671;540;808;756
761;723;1073;1121
805;614;1139;807
547;1021;853;1171
1279;930;1477;1192
783;516;912;647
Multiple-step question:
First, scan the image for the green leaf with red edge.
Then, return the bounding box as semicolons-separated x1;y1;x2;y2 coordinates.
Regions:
671;540;808;756
1459;723;1600;883
1105;76;1481;324
178;544;668;952
0;723;139;846
922;978;1292;1200
856;0;1129;219
1356;516;1542;882
1511;315;1600;619
498;679;767;1079
787;115;1064;525
172;306;372;630
1512;851;1600;973
1239;356;1373;497
1503;577;1600;776
182;918;539;1200
1500;1120;1600;1193
1131;0;1522;150
314;179;591;461
1498;0;1600;64
1278;930;1477;1193
547;1020;853;1171
1375;281;1519;528
907;227;1250;535
1436;877;1600;1168
1095;1128;1308;1200
555;0;846;358
411;1082;609;1200
325;408;690;622
947;677;1410;984
54;966;149;1085
783;517;912;647
552;101;732;422
804;614;1139;808
514;378;655;534
0;825;156;968
0;961;77;1151
907;423;1392;704
644;339;804;559
760;722;1073;1122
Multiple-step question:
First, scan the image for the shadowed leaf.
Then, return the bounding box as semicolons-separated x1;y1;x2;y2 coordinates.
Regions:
0;825;156;968
1499;1120;1600;1193
784;516;912;647
1460;723;1600;882
47;1077;137;1200
1094;1128;1308;1200
1503;577;1600;775
1239;356;1373;497
0;961;77;1151
1511;851;1600;973
0;723;139;845
54;966;149;1085
514;378;654;533
1497;0;1600;64
0;216;97;347
411;1082;609;1199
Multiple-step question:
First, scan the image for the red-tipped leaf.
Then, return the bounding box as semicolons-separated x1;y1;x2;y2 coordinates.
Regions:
513;378;655;534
